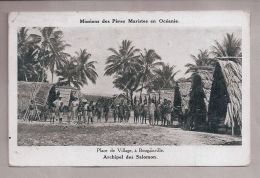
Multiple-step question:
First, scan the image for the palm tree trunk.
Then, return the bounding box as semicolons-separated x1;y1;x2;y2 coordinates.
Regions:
130;90;133;107
139;77;145;97
159;88;161;103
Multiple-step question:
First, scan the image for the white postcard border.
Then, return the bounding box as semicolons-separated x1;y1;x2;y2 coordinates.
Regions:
8;11;250;166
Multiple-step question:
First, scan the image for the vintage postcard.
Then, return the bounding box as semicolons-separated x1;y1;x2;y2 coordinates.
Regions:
8;11;250;166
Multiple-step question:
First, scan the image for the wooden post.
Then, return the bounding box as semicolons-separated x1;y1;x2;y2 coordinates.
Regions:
231;120;234;136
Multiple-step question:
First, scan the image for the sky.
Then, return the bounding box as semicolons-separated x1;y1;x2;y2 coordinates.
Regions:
40;26;241;96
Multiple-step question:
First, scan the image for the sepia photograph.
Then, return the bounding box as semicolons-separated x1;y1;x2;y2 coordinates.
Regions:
8;11;250;166
16;26;242;146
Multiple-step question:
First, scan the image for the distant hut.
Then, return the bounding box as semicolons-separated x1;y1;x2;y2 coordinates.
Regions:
208;60;242;135
113;93;128;105
82;94;111;103
188;67;214;130
55;85;80;107
148;89;175;104
18;81;54;119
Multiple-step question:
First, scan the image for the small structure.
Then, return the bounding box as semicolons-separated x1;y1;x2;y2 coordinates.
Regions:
55;85;80;106
113;93;128;105
18;81;54;119
18;82;81;120
208;60;242;135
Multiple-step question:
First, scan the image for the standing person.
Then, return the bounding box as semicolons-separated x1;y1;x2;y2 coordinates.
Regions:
149;100;156;125
77;101;84;124
59;101;65;124
166;100;172;126
142;101;148;124
118;100;124;122
139;102;144;123
67;102;73;123
96;102;102;123
53;96;62;123
71;98;79;121
112;103;118;123
82;100;88;124
124;101;131;122
87;101;94;124
154;101;159;125
161;99;168;126
103;102;109;123
28;100;35;122
134;102;140;123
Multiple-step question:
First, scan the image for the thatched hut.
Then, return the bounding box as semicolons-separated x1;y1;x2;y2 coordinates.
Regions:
188;68;214;130
18;82;81;119
18;81;54;118
208;60;242;135
55;85;80;106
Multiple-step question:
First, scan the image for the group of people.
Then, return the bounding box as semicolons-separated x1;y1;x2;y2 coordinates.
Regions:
47;97;109;124
27;95;188;128
132;98;184;126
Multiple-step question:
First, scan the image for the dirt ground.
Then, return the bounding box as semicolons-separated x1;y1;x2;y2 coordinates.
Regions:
17;115;242;146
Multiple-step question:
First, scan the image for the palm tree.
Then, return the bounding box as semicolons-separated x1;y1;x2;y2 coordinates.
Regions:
39;27;71;82
104;40;141;76
18;46;47;82
74;49;98;85
138;49;162;95
56;60;80;88
185;49;216;74
17;27;46;82
18;27;41;54
152;63;179;89
211;33;242;64
113;71;141;106
56;49;98;89
104;40;141;102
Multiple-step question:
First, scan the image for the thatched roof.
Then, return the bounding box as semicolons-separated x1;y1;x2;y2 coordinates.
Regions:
178;79;192;112
18;81;54;112
195;69;214;111
214;60;242;128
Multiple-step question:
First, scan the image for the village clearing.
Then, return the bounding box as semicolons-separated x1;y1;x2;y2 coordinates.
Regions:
18;117;241;146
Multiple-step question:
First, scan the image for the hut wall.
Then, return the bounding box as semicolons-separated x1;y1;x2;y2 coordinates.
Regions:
196;70;214;114
189;74;208;130
178;81;192;113
56;86;81;106
208;61;242;135
18;81;53;118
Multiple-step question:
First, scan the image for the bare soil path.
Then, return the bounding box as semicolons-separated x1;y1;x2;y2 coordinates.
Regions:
18;115;241;146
